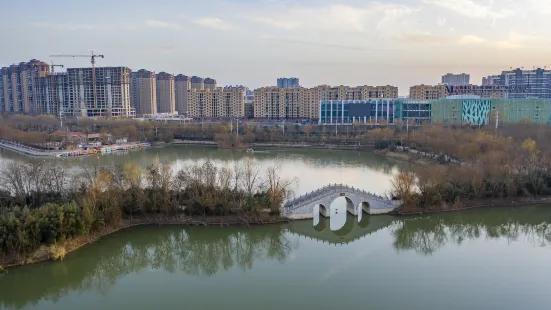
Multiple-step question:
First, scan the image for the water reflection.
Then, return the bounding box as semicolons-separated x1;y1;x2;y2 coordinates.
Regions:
2;206;551;310
0;225;296;310
392;207;551;255
329;198;348;231
292;206;551;251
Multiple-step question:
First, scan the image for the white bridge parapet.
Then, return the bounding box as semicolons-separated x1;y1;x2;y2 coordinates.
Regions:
283;184;401;219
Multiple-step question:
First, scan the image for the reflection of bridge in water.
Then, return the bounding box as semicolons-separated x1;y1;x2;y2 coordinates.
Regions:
285;214;396;245
284;184;401;219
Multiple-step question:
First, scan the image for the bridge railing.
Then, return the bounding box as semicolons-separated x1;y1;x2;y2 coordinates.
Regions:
283;183;392;211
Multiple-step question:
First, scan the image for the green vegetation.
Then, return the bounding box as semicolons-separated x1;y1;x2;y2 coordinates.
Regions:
0;159;295;264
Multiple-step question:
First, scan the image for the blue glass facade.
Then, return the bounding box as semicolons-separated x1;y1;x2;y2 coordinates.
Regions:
319;100;395;124
277;78;299;89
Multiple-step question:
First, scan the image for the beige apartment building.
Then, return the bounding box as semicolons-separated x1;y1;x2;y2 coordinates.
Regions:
131;69;157;115
187;86;245;118
409;84;505;99
156;72;175;113
409;84;448;100
254;85;398;119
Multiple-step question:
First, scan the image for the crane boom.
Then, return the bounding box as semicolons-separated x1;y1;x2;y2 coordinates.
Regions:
49;52;104;110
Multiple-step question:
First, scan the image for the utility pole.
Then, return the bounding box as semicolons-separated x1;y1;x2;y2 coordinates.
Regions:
495;110;499;136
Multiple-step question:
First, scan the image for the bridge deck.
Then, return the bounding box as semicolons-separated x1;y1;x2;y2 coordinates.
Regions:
283;184;399;217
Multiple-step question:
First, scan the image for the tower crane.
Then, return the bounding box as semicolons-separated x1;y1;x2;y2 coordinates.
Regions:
49;52;104;109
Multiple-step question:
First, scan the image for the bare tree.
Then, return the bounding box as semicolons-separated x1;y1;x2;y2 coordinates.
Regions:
240;158;261;197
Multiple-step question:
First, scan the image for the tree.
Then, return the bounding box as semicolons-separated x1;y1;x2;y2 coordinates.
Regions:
391;169;417;206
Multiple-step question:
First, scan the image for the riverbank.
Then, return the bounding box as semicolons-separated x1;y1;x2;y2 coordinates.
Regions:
172;139;373;151
395;197;551;216
0;140;150;158
0;213;290;269
374;149;435;166
0;141;64;157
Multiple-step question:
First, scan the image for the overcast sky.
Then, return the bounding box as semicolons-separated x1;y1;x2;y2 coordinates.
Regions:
2;0;551;95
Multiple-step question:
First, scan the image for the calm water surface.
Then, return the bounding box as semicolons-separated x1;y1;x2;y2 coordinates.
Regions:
1;207;551;310
1;146;551;309
0;145;400;195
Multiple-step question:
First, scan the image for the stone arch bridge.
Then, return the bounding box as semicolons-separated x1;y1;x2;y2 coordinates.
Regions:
283;184;401;219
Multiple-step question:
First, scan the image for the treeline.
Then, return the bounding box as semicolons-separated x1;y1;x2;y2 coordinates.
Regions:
0;159;295;262
390;123;551;211
0;114;397;147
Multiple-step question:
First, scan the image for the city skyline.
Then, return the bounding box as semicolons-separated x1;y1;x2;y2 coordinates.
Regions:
2;0;551;95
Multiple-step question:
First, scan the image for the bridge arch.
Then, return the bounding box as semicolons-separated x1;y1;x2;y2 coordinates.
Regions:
357;202;371;228
317;204;330;218
284;184;401;219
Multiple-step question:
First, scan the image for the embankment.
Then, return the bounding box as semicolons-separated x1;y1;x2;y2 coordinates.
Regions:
1;213;289;269
396;197;551;216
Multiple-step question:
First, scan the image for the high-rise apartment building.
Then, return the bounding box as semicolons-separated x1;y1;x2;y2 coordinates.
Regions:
442;73;470;86
496;68;551;99
204;78;216;90
0;59;51;114
277;77;300;88
156;72;175;114
244;92;254;119
0;70;3;112
174;74;190;115
191;76;204;90
66;66;133;117
187;86;245;118
482;75;500;86
254;85;398;120
131;69;157;115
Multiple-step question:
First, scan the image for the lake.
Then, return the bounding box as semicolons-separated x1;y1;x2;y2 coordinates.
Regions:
0;146;550;310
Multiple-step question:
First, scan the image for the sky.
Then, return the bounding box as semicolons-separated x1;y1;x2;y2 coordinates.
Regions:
2;0;551;95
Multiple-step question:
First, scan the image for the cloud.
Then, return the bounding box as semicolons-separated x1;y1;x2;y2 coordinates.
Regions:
194;17;233;31
422;0;515;19
146;20;182;29
250;3;415;34
399;33;450;44
259;35;373;51
250;17;300;30
494;41;523;50
437;17;447;26
457;35;486;44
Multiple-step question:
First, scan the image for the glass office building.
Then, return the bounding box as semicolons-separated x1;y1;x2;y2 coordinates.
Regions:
319;100;395;124
319;97;551;126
